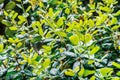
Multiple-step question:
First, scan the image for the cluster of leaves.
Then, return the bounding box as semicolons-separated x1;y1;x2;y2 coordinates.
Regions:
0;0;120;79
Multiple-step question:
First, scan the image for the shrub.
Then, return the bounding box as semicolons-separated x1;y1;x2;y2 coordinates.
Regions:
0;0;120;79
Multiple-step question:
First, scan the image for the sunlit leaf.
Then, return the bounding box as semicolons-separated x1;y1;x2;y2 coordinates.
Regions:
21;53;27;60
26;6;32;12
42;58;51;68
0;44;4;52
17;42;22;48
112;62;120;69
12;12;18;20
113;10;120;16
84;70;95;77
73;66;79;73
32;53;38;60
78;66;84;77
56;17;65;27
9;26;17;30
65;8;70;14
90;46;100;55
90;76;96;80
65;69;75;76
85;33;92;43
100;67;113;76
69;35;79;45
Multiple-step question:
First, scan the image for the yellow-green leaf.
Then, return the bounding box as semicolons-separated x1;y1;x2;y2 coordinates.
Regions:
8;38;15;43
42;59;51;68
0;44;4;52
26;6;31;12
65;69;75;76
112;77;120;80
84;70;95;77
89;19;94;27
48;8;54;17
73;66;79;73
110;17;118;25
18;15;26;21
111;26;120;31
112;62;120;69
100;6;111;12
39;28;43;36
42;45;51;52
113;10;120;16
90;46;100;55
85;33;92;43
21;53;27;60
32;53;38;60
116;71;120;76
78;66;84;77
90;76;96;80
4;10;8;16
17;42;22;48
2;20;12;27
100;67;113;76
65;8;70;14
12;12;18;20
69;35;79;45
55;30;67;37
88;59;95;64
57;17;64;27
9;26;17;30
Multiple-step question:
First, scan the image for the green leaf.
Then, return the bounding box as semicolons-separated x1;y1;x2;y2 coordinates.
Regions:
12;12;18;20
89;19;94;27
65;8;70;14
2;20;12;27
48;8;54;17
85;33;92;43
116;71;120;76
90;76;96;80
65;69;75;76
73;66;79;73
78;66;84;77
56;17;65;27
100;6;111;12
110;17;118;25
112;77;120;80
32;53;38;60
88;59;95;64
36;21;44;36
55;29;67;37
111;26;120;30
83;70;95;77
69;35;79;45
9;26;17;30
21;53;27;60
42;58;51;68
42;45;51;53
0;44;4;52
113;10;120;16
5;1;16;10
100;67;113;76
18;15;26;21
112;62;120;69
90;46;100;55
26;6;31;12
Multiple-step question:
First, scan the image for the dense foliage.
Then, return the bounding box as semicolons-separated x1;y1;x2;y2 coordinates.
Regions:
0;0;120;80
